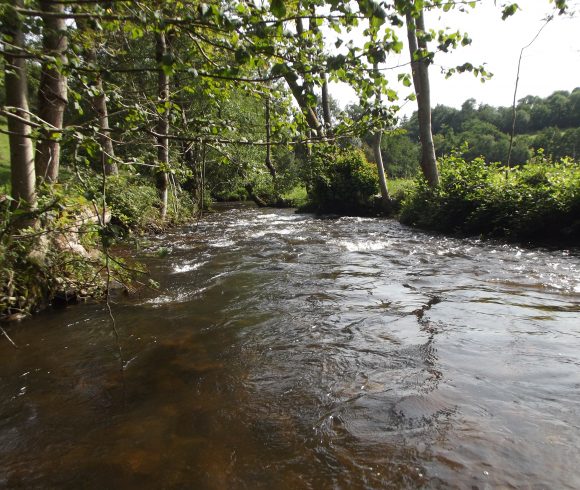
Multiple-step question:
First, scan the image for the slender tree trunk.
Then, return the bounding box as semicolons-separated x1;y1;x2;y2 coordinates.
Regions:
372;132;390;203
93;75;118;176
3;0;37;215
155;31;170;220
370;62;390;204
75;17;118;176
406;7;439;187
285;6;324;138
321;75;333;136
264;96;276;178
35;0;68;184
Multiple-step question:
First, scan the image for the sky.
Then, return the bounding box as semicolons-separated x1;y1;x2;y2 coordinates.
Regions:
329;1;580;117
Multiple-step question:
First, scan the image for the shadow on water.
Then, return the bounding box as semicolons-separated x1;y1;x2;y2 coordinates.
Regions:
1;206;579;488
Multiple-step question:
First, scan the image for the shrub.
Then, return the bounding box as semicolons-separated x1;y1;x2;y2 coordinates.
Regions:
400;154;580;242
82;173;195;231
306;144;379;214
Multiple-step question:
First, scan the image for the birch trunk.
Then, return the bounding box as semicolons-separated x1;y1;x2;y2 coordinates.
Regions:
35;0;68;183
155;31;170;220
406;7;440;187
3;0;37;214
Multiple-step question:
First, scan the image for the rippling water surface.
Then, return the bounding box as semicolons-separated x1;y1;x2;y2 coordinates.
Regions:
1;205;579;488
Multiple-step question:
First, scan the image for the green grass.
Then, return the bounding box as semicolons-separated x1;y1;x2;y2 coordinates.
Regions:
281;185;308;207
388;178;415;201
0;122;9;192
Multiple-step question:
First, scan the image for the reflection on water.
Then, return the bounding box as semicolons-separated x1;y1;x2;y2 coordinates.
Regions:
1;206;579;488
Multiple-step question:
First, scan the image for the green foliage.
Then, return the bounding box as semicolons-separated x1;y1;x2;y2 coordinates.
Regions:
388;178;416;202
531;127;580;161
401;153;580;241
83;174;158;231
281;185;308;207
82;174;195;231
380;131;421;178
404;89;580;165
0;192;103;318
306;144;379;214
0;180;158;319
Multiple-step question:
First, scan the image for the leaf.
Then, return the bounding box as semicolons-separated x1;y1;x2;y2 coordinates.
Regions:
270;0;286;19
271;62;289;77
501;3;519;20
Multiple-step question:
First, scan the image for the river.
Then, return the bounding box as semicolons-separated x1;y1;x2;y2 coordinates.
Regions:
1;205;579;488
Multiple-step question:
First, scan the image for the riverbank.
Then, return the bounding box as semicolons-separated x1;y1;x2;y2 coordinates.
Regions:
0;174;196;321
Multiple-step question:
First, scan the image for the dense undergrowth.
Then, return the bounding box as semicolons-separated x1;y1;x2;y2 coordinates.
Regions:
1;174;196;320
301;144;381;215
400;152;580;242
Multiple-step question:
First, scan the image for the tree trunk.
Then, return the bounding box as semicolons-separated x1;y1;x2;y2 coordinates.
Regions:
372;132;391;202
35;0;68;184
75;16;118;176
284;7;324;138
283;73;324;137
370;63;390;204
372;133;391;206
321;76;333;136
155;31;170;220
3;0;37;215
93;74;118;176
264;96;276;178
406;7;439;187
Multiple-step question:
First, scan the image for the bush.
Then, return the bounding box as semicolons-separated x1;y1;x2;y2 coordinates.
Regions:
305;144;379;214
400;154;580;242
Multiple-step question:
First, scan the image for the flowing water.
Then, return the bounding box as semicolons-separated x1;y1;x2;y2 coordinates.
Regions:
1;205;579;489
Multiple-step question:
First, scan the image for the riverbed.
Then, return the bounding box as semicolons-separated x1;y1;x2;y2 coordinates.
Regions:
1;206;579;488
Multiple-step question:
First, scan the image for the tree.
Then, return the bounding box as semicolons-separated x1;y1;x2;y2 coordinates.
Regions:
35;0;68;183
74;13;118;176
404;2;439;187
2;0;37;214
370;62;391;204
155;30;170;220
